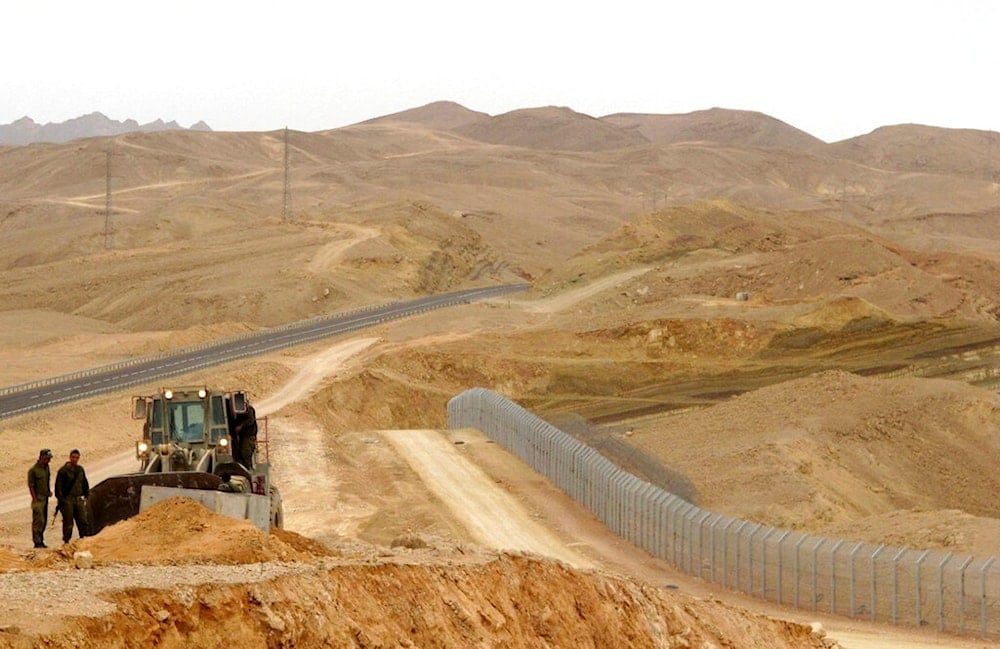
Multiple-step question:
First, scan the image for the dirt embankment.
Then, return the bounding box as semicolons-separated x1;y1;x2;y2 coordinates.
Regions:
0;498;831;649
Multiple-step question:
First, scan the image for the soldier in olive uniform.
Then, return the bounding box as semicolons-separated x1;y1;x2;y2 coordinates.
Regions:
233;404;258;469
54;449;90;543
27;448;53;548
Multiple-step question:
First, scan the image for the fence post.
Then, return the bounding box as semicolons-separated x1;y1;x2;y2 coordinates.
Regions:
849;542;864;617
891;547;908;624
775;530;791;604
938;553;953;632
812;537;826;612
761;528;778;599
734;520;750;592
870;545;886;622
722;518;738;589
982;557;996;637
957;556;973;634
747;524;763;595
830;539;846;615
696;511;712;579
708;514;721;583
685;507;700;574
793;534;808;608
915;550;931;627
654;493;678;561
674;503;695;570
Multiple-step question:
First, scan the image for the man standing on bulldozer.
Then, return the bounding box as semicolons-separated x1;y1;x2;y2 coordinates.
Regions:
54;449;90;543
232;404;258;469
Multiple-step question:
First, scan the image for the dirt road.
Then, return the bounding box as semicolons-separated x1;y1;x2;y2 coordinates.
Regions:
382;428;592;568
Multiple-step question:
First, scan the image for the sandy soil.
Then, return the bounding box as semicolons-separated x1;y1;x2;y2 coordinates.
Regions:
2;337;994;648
2;109;999;647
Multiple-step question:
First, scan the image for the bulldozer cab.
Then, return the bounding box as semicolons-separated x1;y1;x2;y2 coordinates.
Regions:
130;386;250;475
133;387;235;448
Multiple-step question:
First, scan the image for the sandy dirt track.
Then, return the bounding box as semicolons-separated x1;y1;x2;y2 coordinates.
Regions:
382;428;592;568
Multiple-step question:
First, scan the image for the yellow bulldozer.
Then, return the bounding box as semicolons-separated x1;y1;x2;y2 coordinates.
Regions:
87;386;283;533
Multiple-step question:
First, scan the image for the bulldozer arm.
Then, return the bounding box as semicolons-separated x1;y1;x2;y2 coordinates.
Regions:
87;472;223;534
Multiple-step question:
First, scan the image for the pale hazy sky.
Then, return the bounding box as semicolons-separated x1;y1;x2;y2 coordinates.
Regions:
3;0;997;143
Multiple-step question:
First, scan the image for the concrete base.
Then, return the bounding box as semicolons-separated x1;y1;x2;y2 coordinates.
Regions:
140;485;271;532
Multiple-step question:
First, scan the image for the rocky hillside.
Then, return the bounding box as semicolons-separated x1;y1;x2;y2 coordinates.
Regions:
0;112;211;146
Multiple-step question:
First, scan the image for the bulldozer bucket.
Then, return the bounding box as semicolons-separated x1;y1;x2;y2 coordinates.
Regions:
87;472;223;534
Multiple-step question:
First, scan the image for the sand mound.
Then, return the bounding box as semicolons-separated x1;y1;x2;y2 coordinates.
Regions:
792;296;896;330
0;546;30;572
74;496;326;566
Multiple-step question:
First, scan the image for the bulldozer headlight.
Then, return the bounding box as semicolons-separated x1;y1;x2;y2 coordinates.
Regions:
137;441;149;453
218;437;229;448
164;389;173;400
198;388;207;398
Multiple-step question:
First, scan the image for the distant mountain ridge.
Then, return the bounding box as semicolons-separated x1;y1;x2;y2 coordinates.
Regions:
364;102;826;152
362;102;998;179
0;112;211;146
5;103;996;182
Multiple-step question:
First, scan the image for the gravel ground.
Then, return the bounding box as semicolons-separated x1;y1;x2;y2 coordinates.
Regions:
0;560;322;624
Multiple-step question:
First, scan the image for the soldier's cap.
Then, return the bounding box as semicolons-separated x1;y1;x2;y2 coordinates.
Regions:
70;449;80;456
39;448;53;458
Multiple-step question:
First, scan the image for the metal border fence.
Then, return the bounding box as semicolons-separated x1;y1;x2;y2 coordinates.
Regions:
447;387;1000;638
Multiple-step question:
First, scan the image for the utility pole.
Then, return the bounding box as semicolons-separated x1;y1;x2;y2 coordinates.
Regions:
104;150;113;249
282;127;292;221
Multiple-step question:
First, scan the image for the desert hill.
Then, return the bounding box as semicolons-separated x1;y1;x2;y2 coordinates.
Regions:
452;105;651;151
370;102;825;150
536;200;1000;324
601;107;826;149
359;99;490;131
825;123;999;180
0;99;999;646
627;370;1000;555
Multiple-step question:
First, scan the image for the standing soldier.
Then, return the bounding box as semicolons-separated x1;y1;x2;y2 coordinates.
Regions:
27;448;53;549
233;404;258;469
54;449;90;544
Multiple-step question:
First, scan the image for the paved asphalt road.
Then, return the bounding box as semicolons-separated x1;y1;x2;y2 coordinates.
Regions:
0;284;528;419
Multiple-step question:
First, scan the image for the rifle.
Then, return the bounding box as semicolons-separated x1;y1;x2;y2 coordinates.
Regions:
51;499;62;526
